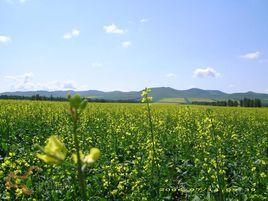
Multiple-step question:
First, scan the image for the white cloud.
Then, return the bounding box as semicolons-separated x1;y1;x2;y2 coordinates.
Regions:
193;67;220;78
228;84;236;88
4;0;29;4
91;62;103;68
19;0;29;3
72;29;80;36
140;18;149;23
63;34;72;40
63;29;80;40
240;51;261;60
122;41;132;48
165;73;176;78
5;72;34;83
0;35;11;43
5;72;35;91
4;73;88;91
59;81;76;90
103;24;126;34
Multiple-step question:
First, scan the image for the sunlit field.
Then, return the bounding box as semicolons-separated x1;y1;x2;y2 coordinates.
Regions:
0;99;267;200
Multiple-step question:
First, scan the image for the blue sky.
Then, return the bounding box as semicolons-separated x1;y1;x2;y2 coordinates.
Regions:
0;0;267;93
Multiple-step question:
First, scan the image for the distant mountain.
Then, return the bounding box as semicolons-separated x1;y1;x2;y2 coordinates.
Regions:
1;87;268;103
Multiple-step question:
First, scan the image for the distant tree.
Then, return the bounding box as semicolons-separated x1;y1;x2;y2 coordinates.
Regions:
240;99;243;107
243;98;249;107
233;101;239;107
250;99;254;107
254;99;262;107
227;100;234;106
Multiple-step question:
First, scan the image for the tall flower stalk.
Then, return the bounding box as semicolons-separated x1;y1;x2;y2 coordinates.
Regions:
36;94;100;200
141;88;157;188
68;94;88;200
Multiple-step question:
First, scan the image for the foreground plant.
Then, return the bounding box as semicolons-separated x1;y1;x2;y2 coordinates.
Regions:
141;88;158;195
36;94;100;200
141;88;155;166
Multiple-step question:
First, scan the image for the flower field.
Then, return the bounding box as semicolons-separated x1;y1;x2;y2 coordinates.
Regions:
0;99;267;200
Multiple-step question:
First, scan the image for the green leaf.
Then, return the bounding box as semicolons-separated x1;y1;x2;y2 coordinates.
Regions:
1;141;7;151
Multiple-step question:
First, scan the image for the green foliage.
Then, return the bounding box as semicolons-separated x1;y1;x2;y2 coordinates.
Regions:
158;98;186;103
188;98;216;103
0;100;267;200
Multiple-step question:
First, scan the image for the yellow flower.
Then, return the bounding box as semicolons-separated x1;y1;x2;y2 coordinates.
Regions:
37;135;67;164
141;97;153;103
260;172;266;178
84;148;101;164
141;88;153;102
141;88;151;97
72;151;85;164
15;189;23;196
71;148;100;165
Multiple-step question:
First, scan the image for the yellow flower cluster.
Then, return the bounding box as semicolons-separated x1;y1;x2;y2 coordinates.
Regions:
37;135;67;164
37;135;100;166
72;148;101;164
141;88;153;103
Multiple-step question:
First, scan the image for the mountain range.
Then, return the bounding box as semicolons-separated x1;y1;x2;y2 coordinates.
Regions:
1;87;268;104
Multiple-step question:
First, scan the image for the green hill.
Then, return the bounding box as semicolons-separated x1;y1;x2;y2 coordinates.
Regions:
1;87;268;103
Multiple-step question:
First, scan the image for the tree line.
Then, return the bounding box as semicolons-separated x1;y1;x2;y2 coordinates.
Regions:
192;98;262;107
0;95;264;107
0;95;139;103
0;94;67;101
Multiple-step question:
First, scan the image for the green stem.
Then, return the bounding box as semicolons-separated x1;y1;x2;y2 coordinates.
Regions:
146;100;155;169
73;118;87;200
146;97;158;196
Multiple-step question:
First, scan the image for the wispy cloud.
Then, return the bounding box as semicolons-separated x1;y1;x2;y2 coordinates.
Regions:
165;73;176;78
5;72;35;91
122;41;132;48
240;51;261;60
63;29;80;40
4;72;88;91
228;84;236;88
0;35;12;43
91;62;103;68
103;24;126;34
19;0;29;3
258;58;268;64
140;18;149;23
4;0;29;4
193;67;220;78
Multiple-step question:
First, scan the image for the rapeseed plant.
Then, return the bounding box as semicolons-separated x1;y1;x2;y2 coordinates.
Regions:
36;94;100;200
0;99;267;200
141;87;159;196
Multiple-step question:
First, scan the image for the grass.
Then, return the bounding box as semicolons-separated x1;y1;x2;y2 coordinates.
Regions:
158;97;186;103
188;98;216;102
